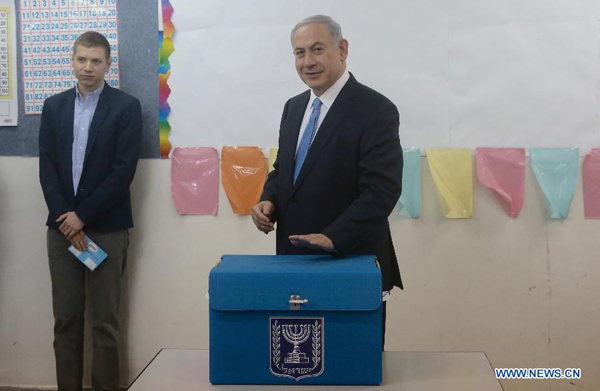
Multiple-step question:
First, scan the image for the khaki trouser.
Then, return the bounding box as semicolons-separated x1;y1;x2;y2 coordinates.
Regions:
47;227;128;391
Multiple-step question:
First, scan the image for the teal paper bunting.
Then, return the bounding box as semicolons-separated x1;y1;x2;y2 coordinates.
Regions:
530;148;579;219
397;148;421;218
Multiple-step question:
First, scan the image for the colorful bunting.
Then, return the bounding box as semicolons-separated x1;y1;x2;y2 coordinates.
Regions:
397;148;421;218
583;148;600;219
427;149;473;218
171;147;219;215
162;142;600;222
476;148;525;218
531;148;579;219
221;147;267;215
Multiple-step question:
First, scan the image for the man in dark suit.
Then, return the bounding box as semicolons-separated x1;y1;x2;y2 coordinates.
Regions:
251;15;403;345
39;31;142;391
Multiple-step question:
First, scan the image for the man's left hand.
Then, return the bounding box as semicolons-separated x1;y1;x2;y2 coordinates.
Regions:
289;234;335;252
56;212;85;239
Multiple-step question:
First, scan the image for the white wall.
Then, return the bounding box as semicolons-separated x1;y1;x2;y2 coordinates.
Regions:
169;0;600;153
1;156;599;391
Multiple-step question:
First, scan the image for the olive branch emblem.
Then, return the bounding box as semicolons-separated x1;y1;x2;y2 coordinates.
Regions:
311;320;322;369
271;320;282;370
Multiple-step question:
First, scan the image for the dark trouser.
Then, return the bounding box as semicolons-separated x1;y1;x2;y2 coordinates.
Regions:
382;301;387;351
47;228;129;391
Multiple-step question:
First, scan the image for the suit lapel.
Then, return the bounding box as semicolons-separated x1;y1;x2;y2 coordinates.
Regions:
290;75;359;194
59;88;76;195
84;84;111;161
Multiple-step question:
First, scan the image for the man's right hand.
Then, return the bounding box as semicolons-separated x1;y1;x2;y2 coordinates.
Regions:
251;201;275;233
70;230;88;252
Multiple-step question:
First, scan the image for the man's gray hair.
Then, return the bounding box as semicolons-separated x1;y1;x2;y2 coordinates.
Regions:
290;15;343;45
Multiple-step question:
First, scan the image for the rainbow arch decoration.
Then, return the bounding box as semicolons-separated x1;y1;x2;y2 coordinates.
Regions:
159;0;174;158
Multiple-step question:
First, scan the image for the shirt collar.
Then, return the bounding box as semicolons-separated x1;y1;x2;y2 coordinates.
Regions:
309;70;350;110
75;82;105;101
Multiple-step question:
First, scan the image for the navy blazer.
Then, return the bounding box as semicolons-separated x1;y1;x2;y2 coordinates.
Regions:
39;83;142;232
261;74;404;291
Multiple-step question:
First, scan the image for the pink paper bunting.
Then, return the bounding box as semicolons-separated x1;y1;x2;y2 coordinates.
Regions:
476;148;525;218
171;147;219;215
583;148;600;219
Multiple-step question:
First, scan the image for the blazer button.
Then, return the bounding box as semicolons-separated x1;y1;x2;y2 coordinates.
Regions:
289;197;296;203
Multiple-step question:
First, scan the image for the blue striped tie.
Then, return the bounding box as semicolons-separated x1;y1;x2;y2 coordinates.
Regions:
294;98;322;184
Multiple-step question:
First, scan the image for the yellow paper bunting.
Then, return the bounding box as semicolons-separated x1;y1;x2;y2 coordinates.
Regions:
269;148;278;173
426;149;473;218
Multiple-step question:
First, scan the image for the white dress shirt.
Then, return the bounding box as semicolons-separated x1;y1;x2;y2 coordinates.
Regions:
295;70;350;154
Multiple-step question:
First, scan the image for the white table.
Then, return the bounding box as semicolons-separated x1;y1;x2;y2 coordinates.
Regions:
128;350;503;391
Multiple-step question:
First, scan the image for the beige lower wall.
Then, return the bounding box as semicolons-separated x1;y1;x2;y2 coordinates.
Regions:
0;156;598;391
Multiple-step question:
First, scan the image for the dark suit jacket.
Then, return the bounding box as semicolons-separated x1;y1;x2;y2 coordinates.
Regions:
261;74;403;291
39;83;142;232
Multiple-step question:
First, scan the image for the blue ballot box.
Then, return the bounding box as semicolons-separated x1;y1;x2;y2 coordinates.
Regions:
209;254;382;385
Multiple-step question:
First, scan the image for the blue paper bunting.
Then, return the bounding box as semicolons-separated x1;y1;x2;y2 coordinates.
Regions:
397;148;421;218
530;148;579;219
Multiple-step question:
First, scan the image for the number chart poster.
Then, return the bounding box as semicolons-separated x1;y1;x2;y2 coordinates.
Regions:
20;0;120;115
0;1;18;125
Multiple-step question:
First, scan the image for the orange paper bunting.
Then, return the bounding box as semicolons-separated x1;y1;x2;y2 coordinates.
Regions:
221;147;267;214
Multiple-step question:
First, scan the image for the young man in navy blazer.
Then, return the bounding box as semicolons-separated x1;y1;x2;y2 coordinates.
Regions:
39;31;142;391
251;16;403;348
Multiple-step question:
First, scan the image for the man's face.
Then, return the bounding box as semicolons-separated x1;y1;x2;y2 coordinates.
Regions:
71;45;111;93
292;23;348;96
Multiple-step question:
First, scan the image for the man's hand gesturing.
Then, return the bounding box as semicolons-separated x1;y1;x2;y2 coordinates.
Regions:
251;201;275;233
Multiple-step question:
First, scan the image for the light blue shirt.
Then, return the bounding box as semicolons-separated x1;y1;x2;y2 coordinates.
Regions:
72;83;104;194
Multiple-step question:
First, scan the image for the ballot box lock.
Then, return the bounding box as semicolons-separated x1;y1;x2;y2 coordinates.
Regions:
289;294;308;310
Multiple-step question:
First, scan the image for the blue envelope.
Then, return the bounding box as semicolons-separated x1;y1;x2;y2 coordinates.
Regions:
68;236;108;271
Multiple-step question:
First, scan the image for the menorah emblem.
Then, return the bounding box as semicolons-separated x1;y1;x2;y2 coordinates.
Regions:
282;324;310;364
270;317;324;380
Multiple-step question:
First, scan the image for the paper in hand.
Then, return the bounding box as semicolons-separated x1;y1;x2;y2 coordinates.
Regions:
68;236;108;271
